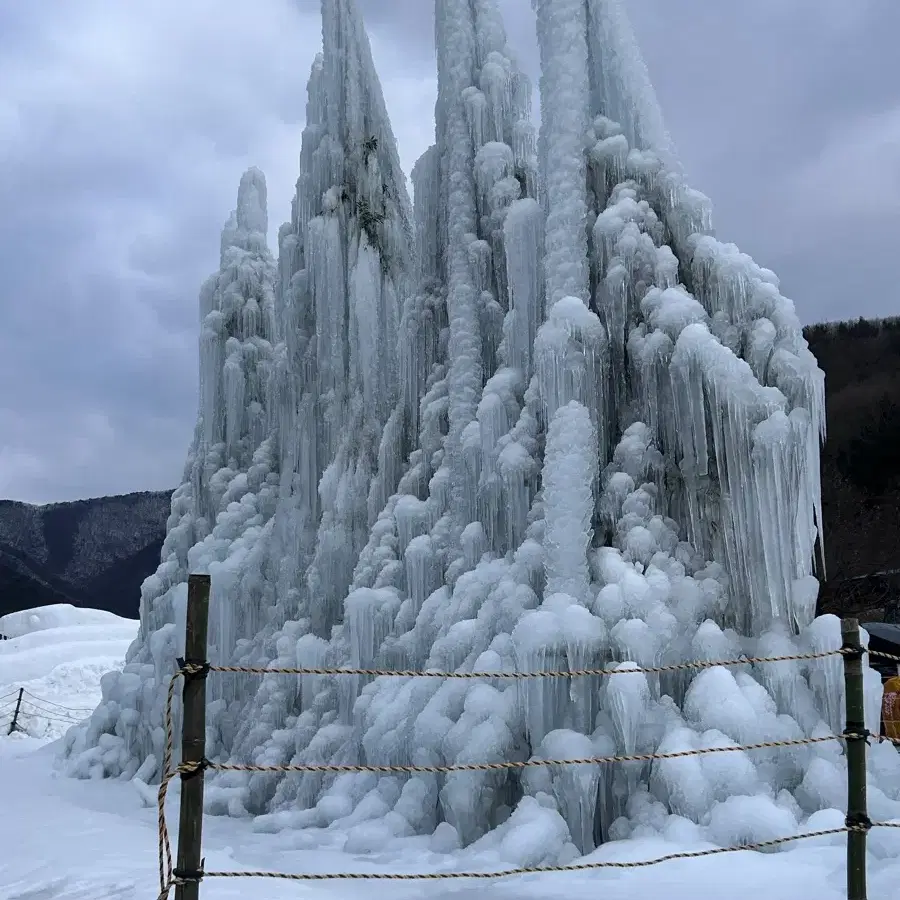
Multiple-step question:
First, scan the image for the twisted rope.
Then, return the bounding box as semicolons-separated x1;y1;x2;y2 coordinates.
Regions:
155;643;879;897
172;732;849;777
185;646;847;681
158;825;864;890
157;672;180;899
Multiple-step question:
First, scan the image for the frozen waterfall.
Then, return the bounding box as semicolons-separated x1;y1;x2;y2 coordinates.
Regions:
63;0;900;863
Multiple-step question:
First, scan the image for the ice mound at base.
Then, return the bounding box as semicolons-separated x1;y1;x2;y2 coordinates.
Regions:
62;0;900;862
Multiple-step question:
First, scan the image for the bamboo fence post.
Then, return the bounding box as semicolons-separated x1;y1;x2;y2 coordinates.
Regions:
842;617;869;900
174;574;211;900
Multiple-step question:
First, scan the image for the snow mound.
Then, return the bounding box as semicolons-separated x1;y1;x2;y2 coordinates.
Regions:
0;603;131;638
0;605;137;742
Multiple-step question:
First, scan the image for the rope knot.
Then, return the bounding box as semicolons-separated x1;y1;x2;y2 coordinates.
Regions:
176;658;211;679
173;860;205;883
846;812;872;832
178;758;210;781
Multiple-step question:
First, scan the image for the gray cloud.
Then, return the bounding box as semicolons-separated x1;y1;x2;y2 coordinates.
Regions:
1;0;897;503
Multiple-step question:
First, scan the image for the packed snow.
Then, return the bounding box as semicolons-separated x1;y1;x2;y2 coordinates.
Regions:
0;604;137;742
3;606;900;899
50;0;900;886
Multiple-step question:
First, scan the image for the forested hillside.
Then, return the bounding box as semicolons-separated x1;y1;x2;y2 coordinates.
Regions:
807;316;900;620
0;491;169;619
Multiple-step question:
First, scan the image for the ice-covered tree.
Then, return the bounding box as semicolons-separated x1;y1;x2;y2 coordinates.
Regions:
63;168;280;779
272;0;415;645
65;0;900;865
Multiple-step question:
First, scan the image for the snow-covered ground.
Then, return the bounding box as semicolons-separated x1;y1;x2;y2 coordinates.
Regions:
0;604;138;741
1;604;900;900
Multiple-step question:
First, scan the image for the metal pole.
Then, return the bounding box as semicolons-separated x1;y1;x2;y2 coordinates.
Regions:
842;617;869;900
174;574;211;900
7;688;23;735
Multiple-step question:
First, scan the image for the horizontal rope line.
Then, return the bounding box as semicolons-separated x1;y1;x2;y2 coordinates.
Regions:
19;703;84;720
185;647;846;681
16;708;83;727
161;822;900;891
22;689;93;712
162;825;859;885
19;699;86;719
869;648;900;664
177;733;848;777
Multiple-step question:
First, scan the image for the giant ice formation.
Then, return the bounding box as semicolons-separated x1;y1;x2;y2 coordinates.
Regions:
64;0;900;862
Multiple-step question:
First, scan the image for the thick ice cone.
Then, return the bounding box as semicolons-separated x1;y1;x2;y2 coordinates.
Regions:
63;167;279;779
64;0;900;862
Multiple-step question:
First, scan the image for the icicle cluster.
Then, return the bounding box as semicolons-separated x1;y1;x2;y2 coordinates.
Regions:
64;0;900;865
63;168;281;780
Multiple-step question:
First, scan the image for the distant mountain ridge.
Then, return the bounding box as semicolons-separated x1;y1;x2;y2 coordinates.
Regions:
0;491;172;620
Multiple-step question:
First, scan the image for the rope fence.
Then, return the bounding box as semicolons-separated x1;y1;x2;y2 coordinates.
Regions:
184;646;851;679
0;688;92;735
21;689;94;714
154;576;900;900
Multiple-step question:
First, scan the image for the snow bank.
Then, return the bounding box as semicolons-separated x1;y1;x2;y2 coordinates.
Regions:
0;604;130;638
0;605;137;742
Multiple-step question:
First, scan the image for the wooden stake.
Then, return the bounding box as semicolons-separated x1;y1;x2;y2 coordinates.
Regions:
7;687;23;735
174;574;211;900
842;617;869;900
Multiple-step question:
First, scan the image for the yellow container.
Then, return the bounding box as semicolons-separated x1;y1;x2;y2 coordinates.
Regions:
882;675;900;742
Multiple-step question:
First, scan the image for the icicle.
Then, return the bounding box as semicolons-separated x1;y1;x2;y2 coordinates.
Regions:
561;604;607;734
535;297;609;461
405;535;438;617
534;0;591;305
513;609;570;747
503;198;544;376
542;402;598;602
606;662;651;754
540;729;601;853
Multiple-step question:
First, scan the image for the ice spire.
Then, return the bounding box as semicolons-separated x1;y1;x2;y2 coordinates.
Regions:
195;168;278;521
289;0;414;640
584;0;674;159
534;0;591;307
430;0;540;530
63;169;280;780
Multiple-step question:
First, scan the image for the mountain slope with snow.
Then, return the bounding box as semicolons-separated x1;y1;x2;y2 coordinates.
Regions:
0;491;170;619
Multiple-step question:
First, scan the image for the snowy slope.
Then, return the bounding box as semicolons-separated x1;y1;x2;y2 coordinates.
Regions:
0;604;137;741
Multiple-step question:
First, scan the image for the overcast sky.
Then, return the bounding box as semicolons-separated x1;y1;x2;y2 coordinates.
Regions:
1;0;898;505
